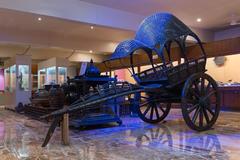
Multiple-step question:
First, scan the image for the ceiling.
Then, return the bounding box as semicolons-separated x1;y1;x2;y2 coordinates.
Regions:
0;1;239;63
0;8;135;57
0;42;110;64
80;0;240;30
0;8;134;43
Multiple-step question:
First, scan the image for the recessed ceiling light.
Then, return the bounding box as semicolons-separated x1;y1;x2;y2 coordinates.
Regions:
90;26;94;29
196;18;202;22
38;17;42;21
89;50;93;53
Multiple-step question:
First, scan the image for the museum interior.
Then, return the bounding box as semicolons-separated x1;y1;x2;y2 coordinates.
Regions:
0;0;240;159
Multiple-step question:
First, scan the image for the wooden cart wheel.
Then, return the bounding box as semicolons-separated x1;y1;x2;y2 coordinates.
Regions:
137;92;171;124
181;73;220;131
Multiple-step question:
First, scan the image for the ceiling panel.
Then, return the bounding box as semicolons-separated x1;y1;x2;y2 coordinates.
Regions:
80;0;240;30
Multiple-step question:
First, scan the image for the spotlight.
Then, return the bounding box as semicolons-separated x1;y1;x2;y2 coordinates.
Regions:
196;18;202;22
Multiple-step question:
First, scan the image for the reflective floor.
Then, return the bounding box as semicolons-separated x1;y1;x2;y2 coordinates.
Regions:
0;109;239;160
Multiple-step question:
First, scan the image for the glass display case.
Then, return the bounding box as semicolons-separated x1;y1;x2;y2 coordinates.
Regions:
38;67;68;88
4;67;10;91
10;65;16;92
38;58;70;88
46;66;56;84
3;55;32;107
18;65;29;91
58;67;67;85
38;69;46;89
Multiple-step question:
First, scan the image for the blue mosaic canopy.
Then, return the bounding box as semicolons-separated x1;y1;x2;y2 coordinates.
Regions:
106;12;199;62
135;13;193;48
107;39;151;61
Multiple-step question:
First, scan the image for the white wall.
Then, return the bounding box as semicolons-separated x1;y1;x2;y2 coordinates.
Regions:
192;27;214;42
206;54;240;83
38;57;69;70
205;27;240;82
67;66;77;78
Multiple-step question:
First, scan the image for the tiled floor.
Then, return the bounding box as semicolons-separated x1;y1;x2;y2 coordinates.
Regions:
0;109;239;160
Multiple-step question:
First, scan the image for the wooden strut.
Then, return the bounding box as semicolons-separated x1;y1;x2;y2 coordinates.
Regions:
42;114;69;147
61;113;69;145
42;116;62;147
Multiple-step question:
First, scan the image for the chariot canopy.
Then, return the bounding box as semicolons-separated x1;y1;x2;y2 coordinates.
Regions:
104;39;154;72
135;12;194;48
106;39;151;61
104;12;206;68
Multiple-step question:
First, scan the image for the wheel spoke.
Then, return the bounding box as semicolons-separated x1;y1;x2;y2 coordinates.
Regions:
201;78;205;95
202;91;216;101
187;104;199;114
192;106;200;124
194;81;200;95
140;101;151;107
155;106;160;119
138;92;170;123
190;88;200;99
205;82;211;94
158;105;165;113
199;108;203;127
143;105;151;116
203;107;210;123
140;98;156;107
205;105;215;117
150;106;154;120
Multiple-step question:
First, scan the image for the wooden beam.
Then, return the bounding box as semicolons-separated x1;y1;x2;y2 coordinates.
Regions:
199;37;240;58
97;37;240;72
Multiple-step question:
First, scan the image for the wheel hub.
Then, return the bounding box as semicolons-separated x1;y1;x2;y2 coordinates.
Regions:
198;97;209;108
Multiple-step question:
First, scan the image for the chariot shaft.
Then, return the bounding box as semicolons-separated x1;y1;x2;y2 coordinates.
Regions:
41;82;144;147
42;82;144;119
